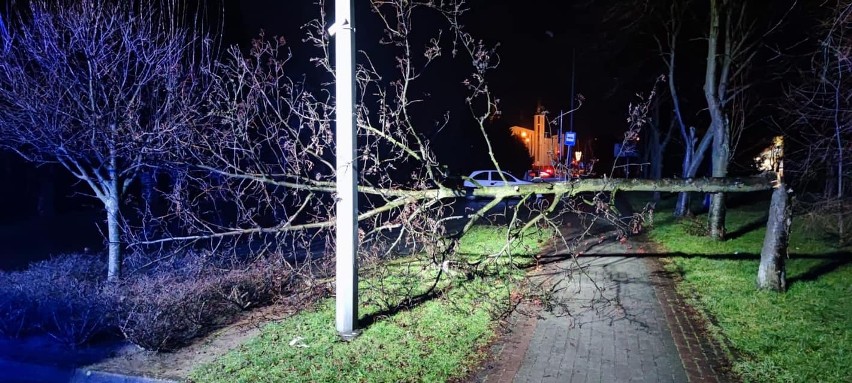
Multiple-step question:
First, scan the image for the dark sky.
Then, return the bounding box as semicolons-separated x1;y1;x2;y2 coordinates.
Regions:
0;0;821;224
190;0;826;173
220;0;653;160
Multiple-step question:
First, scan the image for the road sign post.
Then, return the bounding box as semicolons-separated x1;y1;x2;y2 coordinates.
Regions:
564;132;576;146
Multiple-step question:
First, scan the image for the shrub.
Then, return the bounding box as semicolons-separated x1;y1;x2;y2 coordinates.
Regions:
112;252;297;351
214;256;298;311
0;273;33;338
110;272;229;351
0;254;114;347
796;197;852;246
0;248;301;351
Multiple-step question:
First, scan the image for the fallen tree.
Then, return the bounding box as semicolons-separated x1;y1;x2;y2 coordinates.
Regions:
126;8;792;352
463;173;791;291
464;174;777;199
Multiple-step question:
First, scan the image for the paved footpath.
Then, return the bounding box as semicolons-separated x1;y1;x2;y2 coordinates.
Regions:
472;238;736;383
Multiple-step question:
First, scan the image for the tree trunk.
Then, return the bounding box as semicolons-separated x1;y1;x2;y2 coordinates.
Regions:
675;192;692;217
757;185;791;291
140;168;158;238
106;147;122;281
707;118;730;239
646;114;666;202
468;174;775;198
106;187;122;281
707;191;726;238
825;165;837;199
141;167;155;212
704;0;730;240
707;140;730;239
673;127;713;218
36;167;55;218
675;138;694;217
650;153;663;202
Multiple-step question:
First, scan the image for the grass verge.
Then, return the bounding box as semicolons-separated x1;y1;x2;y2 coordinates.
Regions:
645;192;851;383
189;224;553;383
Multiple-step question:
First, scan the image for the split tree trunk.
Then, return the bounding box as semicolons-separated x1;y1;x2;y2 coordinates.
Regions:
756;185;791;291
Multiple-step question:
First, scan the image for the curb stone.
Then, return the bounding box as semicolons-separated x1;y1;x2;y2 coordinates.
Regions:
0;358;179;383
71;368;179;383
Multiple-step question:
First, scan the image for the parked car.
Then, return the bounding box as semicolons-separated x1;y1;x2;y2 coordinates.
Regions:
525;164;557;181
464;170;538;199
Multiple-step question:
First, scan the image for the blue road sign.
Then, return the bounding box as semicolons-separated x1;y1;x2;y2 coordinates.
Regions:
564;132;576;146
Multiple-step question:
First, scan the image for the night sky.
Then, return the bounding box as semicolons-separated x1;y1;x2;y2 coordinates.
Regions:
0;0;832;272
221;0;629;127
216;0;662;169
0;0;820;222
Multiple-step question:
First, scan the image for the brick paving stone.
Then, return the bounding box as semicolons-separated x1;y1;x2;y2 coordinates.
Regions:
470;235;739;383
646;256;739;383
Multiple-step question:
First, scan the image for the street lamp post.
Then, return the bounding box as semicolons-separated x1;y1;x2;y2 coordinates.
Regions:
567;48;575;170
329;0;359;340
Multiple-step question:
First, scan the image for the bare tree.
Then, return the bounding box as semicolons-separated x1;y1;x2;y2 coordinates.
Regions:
653;0;774;238
120;0;785;316
138;0;491;279
704;0;739;239
640;95;677;202
118;0;649;317
655;0;715;217
0;0;214;280
783;0;852;245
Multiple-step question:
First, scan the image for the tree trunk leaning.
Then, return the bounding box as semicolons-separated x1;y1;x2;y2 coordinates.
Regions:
756;185;791;292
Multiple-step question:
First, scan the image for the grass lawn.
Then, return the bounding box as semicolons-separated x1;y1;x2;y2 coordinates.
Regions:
189;225;553;383
645;192;851;383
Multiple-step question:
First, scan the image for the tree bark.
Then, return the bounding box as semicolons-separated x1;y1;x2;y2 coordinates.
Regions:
106;195;121;281
106;150;122;281
140;168;158;238
467;174;775;199
704;0;731;240
757;185;791;292
675;192;692;217
646;102;671;202
707;191;726;238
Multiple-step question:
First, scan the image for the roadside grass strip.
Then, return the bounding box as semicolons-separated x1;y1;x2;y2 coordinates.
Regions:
189;225;554;383
647;194;851;383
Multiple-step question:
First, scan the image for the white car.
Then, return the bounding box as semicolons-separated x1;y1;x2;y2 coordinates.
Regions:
463;170;532;188
463;170;538;199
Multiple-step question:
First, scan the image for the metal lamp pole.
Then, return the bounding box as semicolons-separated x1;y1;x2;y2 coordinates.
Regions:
568;47;575;169
329;0;359;340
